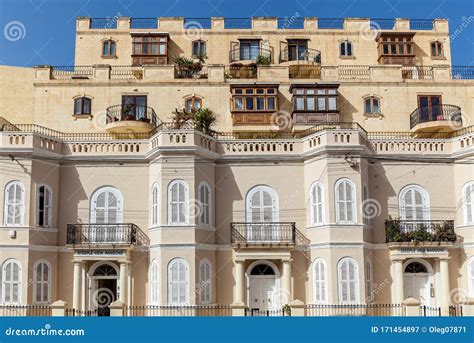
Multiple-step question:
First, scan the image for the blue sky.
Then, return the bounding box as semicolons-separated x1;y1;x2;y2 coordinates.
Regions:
0;0;473;66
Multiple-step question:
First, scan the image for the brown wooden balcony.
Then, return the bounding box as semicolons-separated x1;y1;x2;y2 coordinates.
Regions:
409;104;462;132
105;104;158;134
385;220;456;244
67;223;149;247
231;222;296;247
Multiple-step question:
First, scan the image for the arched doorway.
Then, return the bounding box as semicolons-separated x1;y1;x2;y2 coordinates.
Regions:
89;261;119;316
247;261;279;311
403;260;432;306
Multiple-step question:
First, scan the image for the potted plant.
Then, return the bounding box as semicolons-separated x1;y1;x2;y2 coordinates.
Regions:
173;55;203;78
256;54;271;65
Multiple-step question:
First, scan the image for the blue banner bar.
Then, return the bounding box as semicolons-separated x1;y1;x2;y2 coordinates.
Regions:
0;317;472;343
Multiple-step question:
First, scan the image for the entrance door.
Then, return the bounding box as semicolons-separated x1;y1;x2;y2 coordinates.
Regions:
248;263;277;311
418;95;442;123
403;261;431;306
94;279;117;316
249;278;276;311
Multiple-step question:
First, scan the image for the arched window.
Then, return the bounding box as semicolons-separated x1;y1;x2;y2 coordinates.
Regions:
313;258;327;303
364;96;381;114
430;41;443;58
33;260;51;304
37;185;52;228
468;257;474;297
340;40;353;57
246;185;279;222
73;97;91;115
185;97;202;112
198;182;211;225
337;257;359;304
168;180;189;225
335;179;356;224
1;259;22;304
192;40;206;57
399;185;430;221
365;261;372;302
149;259;159;304
151;183;159;226
310;182;325;226
102;39;117;57
463;182;474;225
167;258;189;305
199;259;211;304
404;261;428;273
90;186;123;223
4;181;24;226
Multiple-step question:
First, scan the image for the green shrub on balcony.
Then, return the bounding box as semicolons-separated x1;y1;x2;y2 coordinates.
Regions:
385;219;456;245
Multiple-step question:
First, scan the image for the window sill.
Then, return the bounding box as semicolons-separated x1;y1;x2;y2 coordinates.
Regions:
101;55;118;59
72;114;93;120
339;55;356;59
363;112;383;119
431;56;446;60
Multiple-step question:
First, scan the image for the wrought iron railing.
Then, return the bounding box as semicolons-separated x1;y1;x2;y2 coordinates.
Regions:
385;220;456;243
280;48;321;63
106;104;158;127
231;222;296;245
66;223;149;246
420;306;441;316
229;47;272;62
449;304;463;317
305;303;404;316
0;305;52;316
409;104;462;129
65;308;99;317
124;305;231;316
245;307;290;316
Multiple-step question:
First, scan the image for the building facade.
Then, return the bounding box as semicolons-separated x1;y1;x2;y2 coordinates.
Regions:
0;16;473;316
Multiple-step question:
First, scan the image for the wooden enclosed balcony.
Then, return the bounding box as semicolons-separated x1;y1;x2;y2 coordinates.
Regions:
385;220;456;244
230;222;296;247
66;223;149;247
105;104;158;134
409;104;462;133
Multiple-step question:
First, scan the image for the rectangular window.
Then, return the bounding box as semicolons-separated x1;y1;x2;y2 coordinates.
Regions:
132;35;167;56
231;87;278;112
292;87;338;112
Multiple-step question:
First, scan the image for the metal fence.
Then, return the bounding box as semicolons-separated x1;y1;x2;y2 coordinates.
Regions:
420;306;441;317
305;304;404;316
125;305;231;316
0;305;52;316
246;308;290;317
66;308;99;317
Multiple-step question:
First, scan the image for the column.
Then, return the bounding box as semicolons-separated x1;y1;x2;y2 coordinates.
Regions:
234;260;245;305
392;259;404;304
439;258;450;315
72;261;82;310
282;260;292;304
119;262;128;304
81;263;86;311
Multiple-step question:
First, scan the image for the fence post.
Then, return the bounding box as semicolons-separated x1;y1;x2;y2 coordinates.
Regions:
462;298;474;316
109;300;124;317
403;298;421;316
230;304;246;317
289;299;305;317
51;300;67;317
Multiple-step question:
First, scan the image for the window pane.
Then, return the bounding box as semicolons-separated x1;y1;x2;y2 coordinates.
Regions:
347;42;352;56
328;97;337;110
110;42;116;56
235;97;243;110
256;97;265;110
245;97;254;110
74;99;82;115
317;97;326;110
267;97;275;110
103;41;109;55
364;99;371;113
295;97;304;110
307;97;315;111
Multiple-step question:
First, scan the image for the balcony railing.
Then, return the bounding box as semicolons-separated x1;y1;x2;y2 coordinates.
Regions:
67;223;149;246
289;64;321;79
106;104;158;127
229;47;272;63
225;64;258;79
280;48;321;63
409;104;462;129
385;220;456;243
230;222;296;245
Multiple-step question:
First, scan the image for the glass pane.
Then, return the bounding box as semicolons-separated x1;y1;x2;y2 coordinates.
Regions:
328;97;337;110
307;97;315;111
256;97;265;110
245;97;254;111
295;97;304;110
317;97;325;110
103;42;109;56
267;97;275;110
235;97;243;110
110;42;116;56
364;99;371;113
